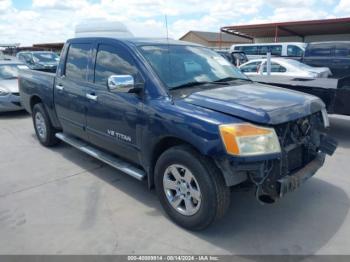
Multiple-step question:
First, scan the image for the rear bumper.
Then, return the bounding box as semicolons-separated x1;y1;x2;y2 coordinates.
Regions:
278;152;325;197
0;94;23;112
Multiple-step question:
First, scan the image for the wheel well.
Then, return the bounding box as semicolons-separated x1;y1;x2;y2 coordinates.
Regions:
30;96;42;111
148;137;199;189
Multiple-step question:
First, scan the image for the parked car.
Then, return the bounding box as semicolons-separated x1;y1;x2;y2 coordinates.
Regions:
19;35;337;230
16;51;59;72
302;41;350;78
239;58;332;78
216;50;248;66
0;53;17;61
231;42;307;60
0;60;28;112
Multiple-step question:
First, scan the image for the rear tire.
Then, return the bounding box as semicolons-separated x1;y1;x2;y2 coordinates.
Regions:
32;103;59;147
154;145;231;230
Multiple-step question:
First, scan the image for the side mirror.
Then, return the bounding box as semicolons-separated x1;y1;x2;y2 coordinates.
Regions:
108;75;142;94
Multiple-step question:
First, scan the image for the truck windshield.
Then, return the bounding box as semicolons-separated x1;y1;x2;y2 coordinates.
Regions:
33;52;59;63
139;45;249;90
0;64;28;79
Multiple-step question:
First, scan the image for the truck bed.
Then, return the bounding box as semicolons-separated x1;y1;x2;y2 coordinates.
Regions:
250;75;350;116
19;69;59;126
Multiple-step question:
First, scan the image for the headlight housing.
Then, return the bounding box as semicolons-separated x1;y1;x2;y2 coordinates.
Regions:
0;86;9;96
219;123;281;156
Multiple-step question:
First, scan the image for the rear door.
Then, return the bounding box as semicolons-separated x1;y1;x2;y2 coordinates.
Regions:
54;42;93;140
85;41;144;164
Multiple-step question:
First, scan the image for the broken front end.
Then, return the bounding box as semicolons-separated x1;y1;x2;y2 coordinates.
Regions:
216;111;337;204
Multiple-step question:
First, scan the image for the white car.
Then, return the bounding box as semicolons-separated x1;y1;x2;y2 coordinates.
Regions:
0;60;28;112
231;42;307;60
239;58;332;78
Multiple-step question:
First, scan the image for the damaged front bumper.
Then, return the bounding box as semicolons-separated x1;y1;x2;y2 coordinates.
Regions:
278;152;325;198
215;130;337;203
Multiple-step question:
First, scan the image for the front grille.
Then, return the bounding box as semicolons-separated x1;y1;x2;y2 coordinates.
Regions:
287;146;303;172
252;112;325;199
274;112;324;175
12;92;20;96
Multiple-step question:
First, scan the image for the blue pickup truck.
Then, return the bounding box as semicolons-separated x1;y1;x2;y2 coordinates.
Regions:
19;36;337;230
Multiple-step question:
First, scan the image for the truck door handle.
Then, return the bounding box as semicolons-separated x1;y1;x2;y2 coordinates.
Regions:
86;93;97;101
55;84;64;91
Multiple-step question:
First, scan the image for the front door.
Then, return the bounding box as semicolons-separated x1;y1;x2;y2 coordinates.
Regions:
85;43;144;164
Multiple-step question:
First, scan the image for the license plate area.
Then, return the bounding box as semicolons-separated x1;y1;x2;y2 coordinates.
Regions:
286;145;303;173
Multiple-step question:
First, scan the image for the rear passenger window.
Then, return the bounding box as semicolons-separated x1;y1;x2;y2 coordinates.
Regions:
258;45;282;56
287;45;303;57
259;46;268;55
305;44;333;57
242;46;259;55
65;43;91;81
335;44;350;57
94;44;138;86
263;62;286;73
269;46;282;56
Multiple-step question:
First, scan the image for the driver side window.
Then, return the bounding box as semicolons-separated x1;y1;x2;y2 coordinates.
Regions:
94;44;138;87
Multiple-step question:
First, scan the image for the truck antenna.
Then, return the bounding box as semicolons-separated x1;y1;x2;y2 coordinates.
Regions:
164;14;173;102
165;14;169;40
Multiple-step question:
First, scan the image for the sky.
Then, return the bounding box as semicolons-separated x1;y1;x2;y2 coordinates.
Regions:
0;0;349;46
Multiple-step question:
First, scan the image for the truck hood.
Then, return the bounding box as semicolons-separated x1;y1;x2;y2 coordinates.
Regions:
183;82;324;125
0;79;18;93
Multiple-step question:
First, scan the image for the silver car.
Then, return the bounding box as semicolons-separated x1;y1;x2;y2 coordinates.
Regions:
239;58;332;78
0;60;29;112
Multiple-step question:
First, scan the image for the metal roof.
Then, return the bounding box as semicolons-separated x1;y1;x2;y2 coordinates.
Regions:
221;17;350;39
126;38;203;46
67;37;203;47
180;31;248;42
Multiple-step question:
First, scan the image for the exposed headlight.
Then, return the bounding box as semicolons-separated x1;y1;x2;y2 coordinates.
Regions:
0;86;9;96
219;123;281;156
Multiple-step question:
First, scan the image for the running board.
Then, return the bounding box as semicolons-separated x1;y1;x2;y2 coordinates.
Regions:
55;133;146;181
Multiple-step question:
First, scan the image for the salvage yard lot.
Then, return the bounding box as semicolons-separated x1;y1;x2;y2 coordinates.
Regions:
0;111;350;255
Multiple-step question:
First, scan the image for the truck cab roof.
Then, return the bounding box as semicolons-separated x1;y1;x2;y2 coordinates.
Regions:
68;37;202;47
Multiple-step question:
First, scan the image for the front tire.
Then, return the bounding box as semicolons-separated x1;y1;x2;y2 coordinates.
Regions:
155;145;231;230
32;103;59;147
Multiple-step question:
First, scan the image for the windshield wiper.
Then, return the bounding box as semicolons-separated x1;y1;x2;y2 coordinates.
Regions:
213;77;251;83
170;80;230;91
170;81;209;90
